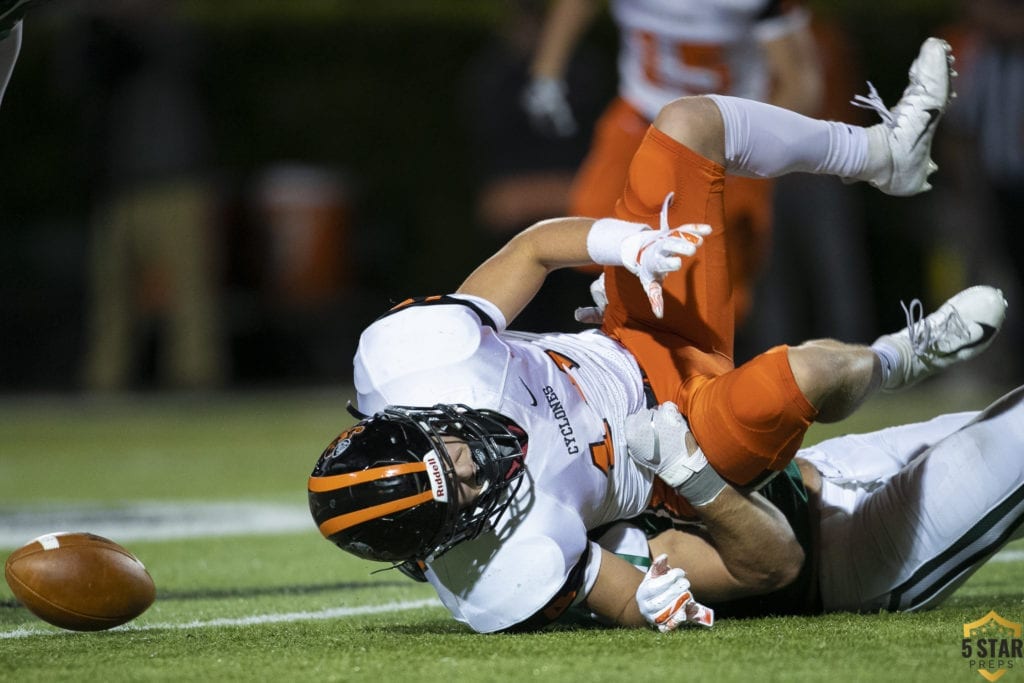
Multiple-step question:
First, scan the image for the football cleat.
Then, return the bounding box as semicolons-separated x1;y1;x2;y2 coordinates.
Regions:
853;37;956;196
873;286;1007;392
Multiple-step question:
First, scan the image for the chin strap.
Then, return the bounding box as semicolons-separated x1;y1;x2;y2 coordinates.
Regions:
346;401;369;419
371;560;429;582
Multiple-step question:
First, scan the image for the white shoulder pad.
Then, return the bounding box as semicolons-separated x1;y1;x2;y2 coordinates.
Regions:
354;301;510;414
425;491;588;633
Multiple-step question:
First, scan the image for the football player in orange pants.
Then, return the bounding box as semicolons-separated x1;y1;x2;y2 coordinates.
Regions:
524;0;823;323
310;38;1009;633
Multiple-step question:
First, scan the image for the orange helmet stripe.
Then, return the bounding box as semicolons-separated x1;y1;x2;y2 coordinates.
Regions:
307;462;426;493
317;490;436;537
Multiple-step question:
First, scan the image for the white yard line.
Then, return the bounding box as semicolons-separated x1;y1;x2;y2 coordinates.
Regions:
0;598;444;639
989;549;1024;563
2;503;1021;640
0;501;311;548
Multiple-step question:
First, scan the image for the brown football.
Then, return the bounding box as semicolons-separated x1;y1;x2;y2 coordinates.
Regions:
4;531;156;631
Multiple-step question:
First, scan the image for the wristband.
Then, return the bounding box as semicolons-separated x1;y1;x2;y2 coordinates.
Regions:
674;466;727;507
654;431;727;507
586;218;648;266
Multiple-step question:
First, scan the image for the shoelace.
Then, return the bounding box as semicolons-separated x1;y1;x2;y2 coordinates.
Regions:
851;82;895;127
851;71;929;128
901;298;970;355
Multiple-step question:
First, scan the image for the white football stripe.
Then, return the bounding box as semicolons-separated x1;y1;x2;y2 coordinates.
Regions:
37;534;62;550
0;599;443;639
0;502;311;548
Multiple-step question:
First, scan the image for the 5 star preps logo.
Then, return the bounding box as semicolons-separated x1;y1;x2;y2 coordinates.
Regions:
962;611;1023;681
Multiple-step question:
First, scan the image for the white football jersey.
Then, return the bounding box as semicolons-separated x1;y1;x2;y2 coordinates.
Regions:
610;0;809;120
354;294;656;632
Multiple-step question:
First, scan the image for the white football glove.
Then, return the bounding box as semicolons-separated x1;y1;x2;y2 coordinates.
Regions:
636;553;715;632
574;273;608;324
625;401;726;506
521;77;577;138
623;193;711;318
585;193;711;319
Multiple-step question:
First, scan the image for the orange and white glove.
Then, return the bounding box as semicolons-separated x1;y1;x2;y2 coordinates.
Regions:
585;193;711;318
636;554;715;632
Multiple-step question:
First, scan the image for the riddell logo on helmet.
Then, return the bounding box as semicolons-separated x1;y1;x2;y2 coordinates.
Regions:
423;452;448;502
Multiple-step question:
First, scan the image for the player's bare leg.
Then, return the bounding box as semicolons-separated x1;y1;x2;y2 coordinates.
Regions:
786;340;881;423
788;286;1007;423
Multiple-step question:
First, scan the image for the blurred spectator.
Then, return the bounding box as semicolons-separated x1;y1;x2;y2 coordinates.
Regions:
925;0;1024;383
524;0;823;333
71;1;225;391
741;15;876;357
460;0;609;331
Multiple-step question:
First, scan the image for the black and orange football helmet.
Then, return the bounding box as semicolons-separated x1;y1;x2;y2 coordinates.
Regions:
308;404;527;563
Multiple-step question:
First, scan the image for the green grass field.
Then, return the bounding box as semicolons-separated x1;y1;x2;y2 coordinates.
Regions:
2;384;1022;682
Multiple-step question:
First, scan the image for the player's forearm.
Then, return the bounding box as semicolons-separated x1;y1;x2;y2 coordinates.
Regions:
697;487;804;594
763;30;824;117
529;0;600;80
769;69;823;117
457;213;679;323
456;217;595;323
582;549;649;628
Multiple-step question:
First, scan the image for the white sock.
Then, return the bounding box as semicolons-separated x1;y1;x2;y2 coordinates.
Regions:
871;341;900;390
858;124;893;186
709;94;869;179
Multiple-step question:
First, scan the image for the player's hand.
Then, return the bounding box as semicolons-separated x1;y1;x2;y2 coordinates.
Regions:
619;193;711;318
625;401;707;487
574;273;608;324
521;77;577;138
636;553;714;632
626;402;726;506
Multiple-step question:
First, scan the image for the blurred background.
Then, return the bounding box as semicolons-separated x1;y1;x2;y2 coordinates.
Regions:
1;0;1019;394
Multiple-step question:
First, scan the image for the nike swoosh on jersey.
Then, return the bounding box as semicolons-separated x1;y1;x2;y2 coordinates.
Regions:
519;377;538;406
936;322;998;357
913;109;940;148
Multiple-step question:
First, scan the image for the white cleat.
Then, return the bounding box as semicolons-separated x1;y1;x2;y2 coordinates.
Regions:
854;37;956;196
874;286;1007;392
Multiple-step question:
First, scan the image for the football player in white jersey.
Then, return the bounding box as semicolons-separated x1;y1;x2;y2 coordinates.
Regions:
309;38;1008;632
525;0;821;129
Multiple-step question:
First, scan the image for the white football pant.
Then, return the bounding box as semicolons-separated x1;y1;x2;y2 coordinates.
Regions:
802;385;1024;612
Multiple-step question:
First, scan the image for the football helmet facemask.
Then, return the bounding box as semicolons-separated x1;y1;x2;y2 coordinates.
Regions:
308;404;527;563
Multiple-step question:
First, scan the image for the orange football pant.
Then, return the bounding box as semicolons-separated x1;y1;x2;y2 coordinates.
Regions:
573;97;774;321
600;124;817;486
